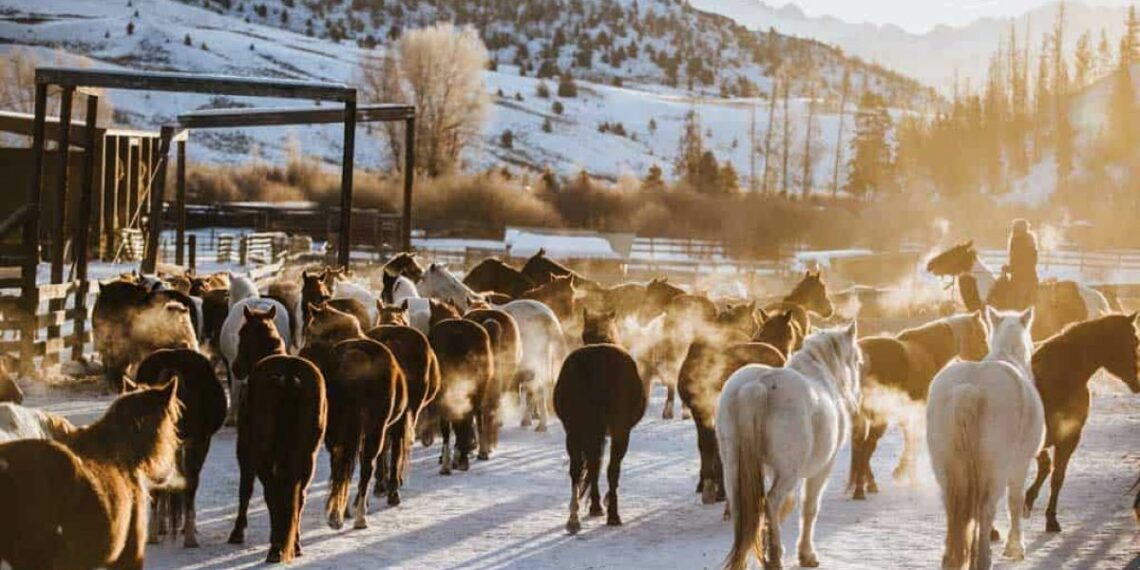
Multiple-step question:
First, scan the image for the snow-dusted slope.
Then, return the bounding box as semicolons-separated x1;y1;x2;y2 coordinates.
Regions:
0;0;867;188
691;0;1128;94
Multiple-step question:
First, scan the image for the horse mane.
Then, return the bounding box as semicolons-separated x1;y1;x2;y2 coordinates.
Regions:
61;383;181;480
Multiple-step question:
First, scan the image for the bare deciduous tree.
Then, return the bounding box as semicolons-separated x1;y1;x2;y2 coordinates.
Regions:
359;23;490;176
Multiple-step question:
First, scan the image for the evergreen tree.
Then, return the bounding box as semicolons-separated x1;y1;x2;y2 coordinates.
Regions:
844;91;893;199
642;164;666;192
1098;27;1115;77
1074;30;1093;89
719;160;739;194
674;109;703;188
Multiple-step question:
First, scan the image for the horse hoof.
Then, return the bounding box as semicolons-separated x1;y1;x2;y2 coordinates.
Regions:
183;535;199;548
661;408;674;420
589;504;605;517
566;518;582;535
266;550;283;564
852;490;866;501
457;458;470;471
990;528;1001;542
387;492;401;507
867;481;879;494
606;514;623;526
681;409;691;420
521;418;532;428
799;552;820;567
1002;543;1026;560
328;514;344;531
701;481;718;505
535;424;548;433
1046;519;1061;533
477;452;489;461
440;465;452;475
227;531;244;545
353;518;368;530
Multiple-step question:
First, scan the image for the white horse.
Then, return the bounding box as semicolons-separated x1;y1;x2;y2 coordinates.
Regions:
926;307;1045;570
381;272;431;334
419;263;483;312
228;273;259;307
329;279;380;326
964;254;1110;318
491;299;567;431
0;403;74;443
717;323;862;570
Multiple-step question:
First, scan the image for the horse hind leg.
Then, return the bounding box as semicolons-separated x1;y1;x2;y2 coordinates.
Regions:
864;420;887;493
566;435;585;534
227;460;256;544
353;428;385;529
1002;462;1031;561
892;418;920;486
606;432;631;526
764;475;797;570
797;462;833;568
1045;436;1081;533
1023;450;1052;515
586;433;605;517
439;419;453;475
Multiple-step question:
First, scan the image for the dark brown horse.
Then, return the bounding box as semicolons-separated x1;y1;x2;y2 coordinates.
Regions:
464;307;521;454
580;281;647;321
464;257;535;298
555;309;647;534
426;305;496;473
135;348;227;548
678;307;792;504
848;312;990;500
1024;313;1140;533
521;248;598;287
384;252;426;282
366;306;443;505
0;381;180;570
227;307;327;564
302;303;407;530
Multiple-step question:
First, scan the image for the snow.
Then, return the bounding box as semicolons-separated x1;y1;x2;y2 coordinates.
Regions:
16;381;1140;569
504;230;621;260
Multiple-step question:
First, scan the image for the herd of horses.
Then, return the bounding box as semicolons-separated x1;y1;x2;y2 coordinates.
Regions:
0;243;1137;569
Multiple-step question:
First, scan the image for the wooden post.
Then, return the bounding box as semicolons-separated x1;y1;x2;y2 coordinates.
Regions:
99;135;117;259
175;139;186;265
402;115;415;252
19;82;49;376
338;98;357;268
46;86;74;366
142;127;172;274
188;234;197;271
72;95;99;362
239;234;248;266
126;140;139;234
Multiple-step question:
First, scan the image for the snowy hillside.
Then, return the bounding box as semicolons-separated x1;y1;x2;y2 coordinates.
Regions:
691;0;1128;94
0;0;883;188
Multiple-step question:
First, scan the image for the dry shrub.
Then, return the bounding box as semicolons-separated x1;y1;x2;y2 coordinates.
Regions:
413;171;562;234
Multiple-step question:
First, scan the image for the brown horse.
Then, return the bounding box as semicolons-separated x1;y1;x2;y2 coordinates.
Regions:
521;274;577;324
1024;313;1140;533
0;381;180;570
848;312;990;500
764;269;835;341
678;307;792;504
384;252;425;282
302;303;407;530
0;357;22;404
657;292;720;419
227;307;327;564
521;248;599;288
464;307;522;452
464;257;535;298
580;281;647;320
135;348;227;548
426;304;496;473
555;309;647;534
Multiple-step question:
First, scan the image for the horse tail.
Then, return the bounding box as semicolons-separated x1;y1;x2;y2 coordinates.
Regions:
942;384;988;570
724;382;768;570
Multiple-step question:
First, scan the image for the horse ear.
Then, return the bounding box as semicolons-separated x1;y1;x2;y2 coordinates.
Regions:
160;377;179;402
845;320;858;339
401;299;409;310
756;307;769;322
538;247;547;257
1130;311;1139;325
122;376;139;392
984;305;999;327
1019;307;1034;328
266;305;278;320
243;305;255;319
606;310;616;321
964;239;974;248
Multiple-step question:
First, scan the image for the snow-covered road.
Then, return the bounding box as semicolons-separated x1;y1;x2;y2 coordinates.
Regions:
25;384;1140;569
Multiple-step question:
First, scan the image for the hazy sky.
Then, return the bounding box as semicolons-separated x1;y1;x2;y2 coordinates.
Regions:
782;0;1133;33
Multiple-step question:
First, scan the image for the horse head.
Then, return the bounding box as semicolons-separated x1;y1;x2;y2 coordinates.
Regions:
984;306;1035;367
926;240;977;277
428;299;462;327
234;305;283;379
89;378;181;479
304;301;362;346
376;300;410;326
952;310;991;362
786;270;834;318
582;308;619;345
639;276;685;324
302;270;333;308
386;252;425;282
716;301;760;338
753;310;796;357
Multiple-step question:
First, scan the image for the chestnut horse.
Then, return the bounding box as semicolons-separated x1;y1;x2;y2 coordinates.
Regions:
1024;313;1140;533
555;309;647;534
0;381;180;570
227;306;327;563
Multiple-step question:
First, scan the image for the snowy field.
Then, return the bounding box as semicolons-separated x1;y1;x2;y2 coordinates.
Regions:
21;381;1140;570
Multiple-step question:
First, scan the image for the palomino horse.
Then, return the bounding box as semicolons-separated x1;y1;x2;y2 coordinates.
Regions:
0;381;180;570
228;306;327;563
926;240;1111;339
927;307;1045;570
135;348;227;548
555;309;647;534
679;305;792;505
717;323;861;570
463;257;535;298
1024;313;1140;533
849;311;990;500
301;303;407;530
